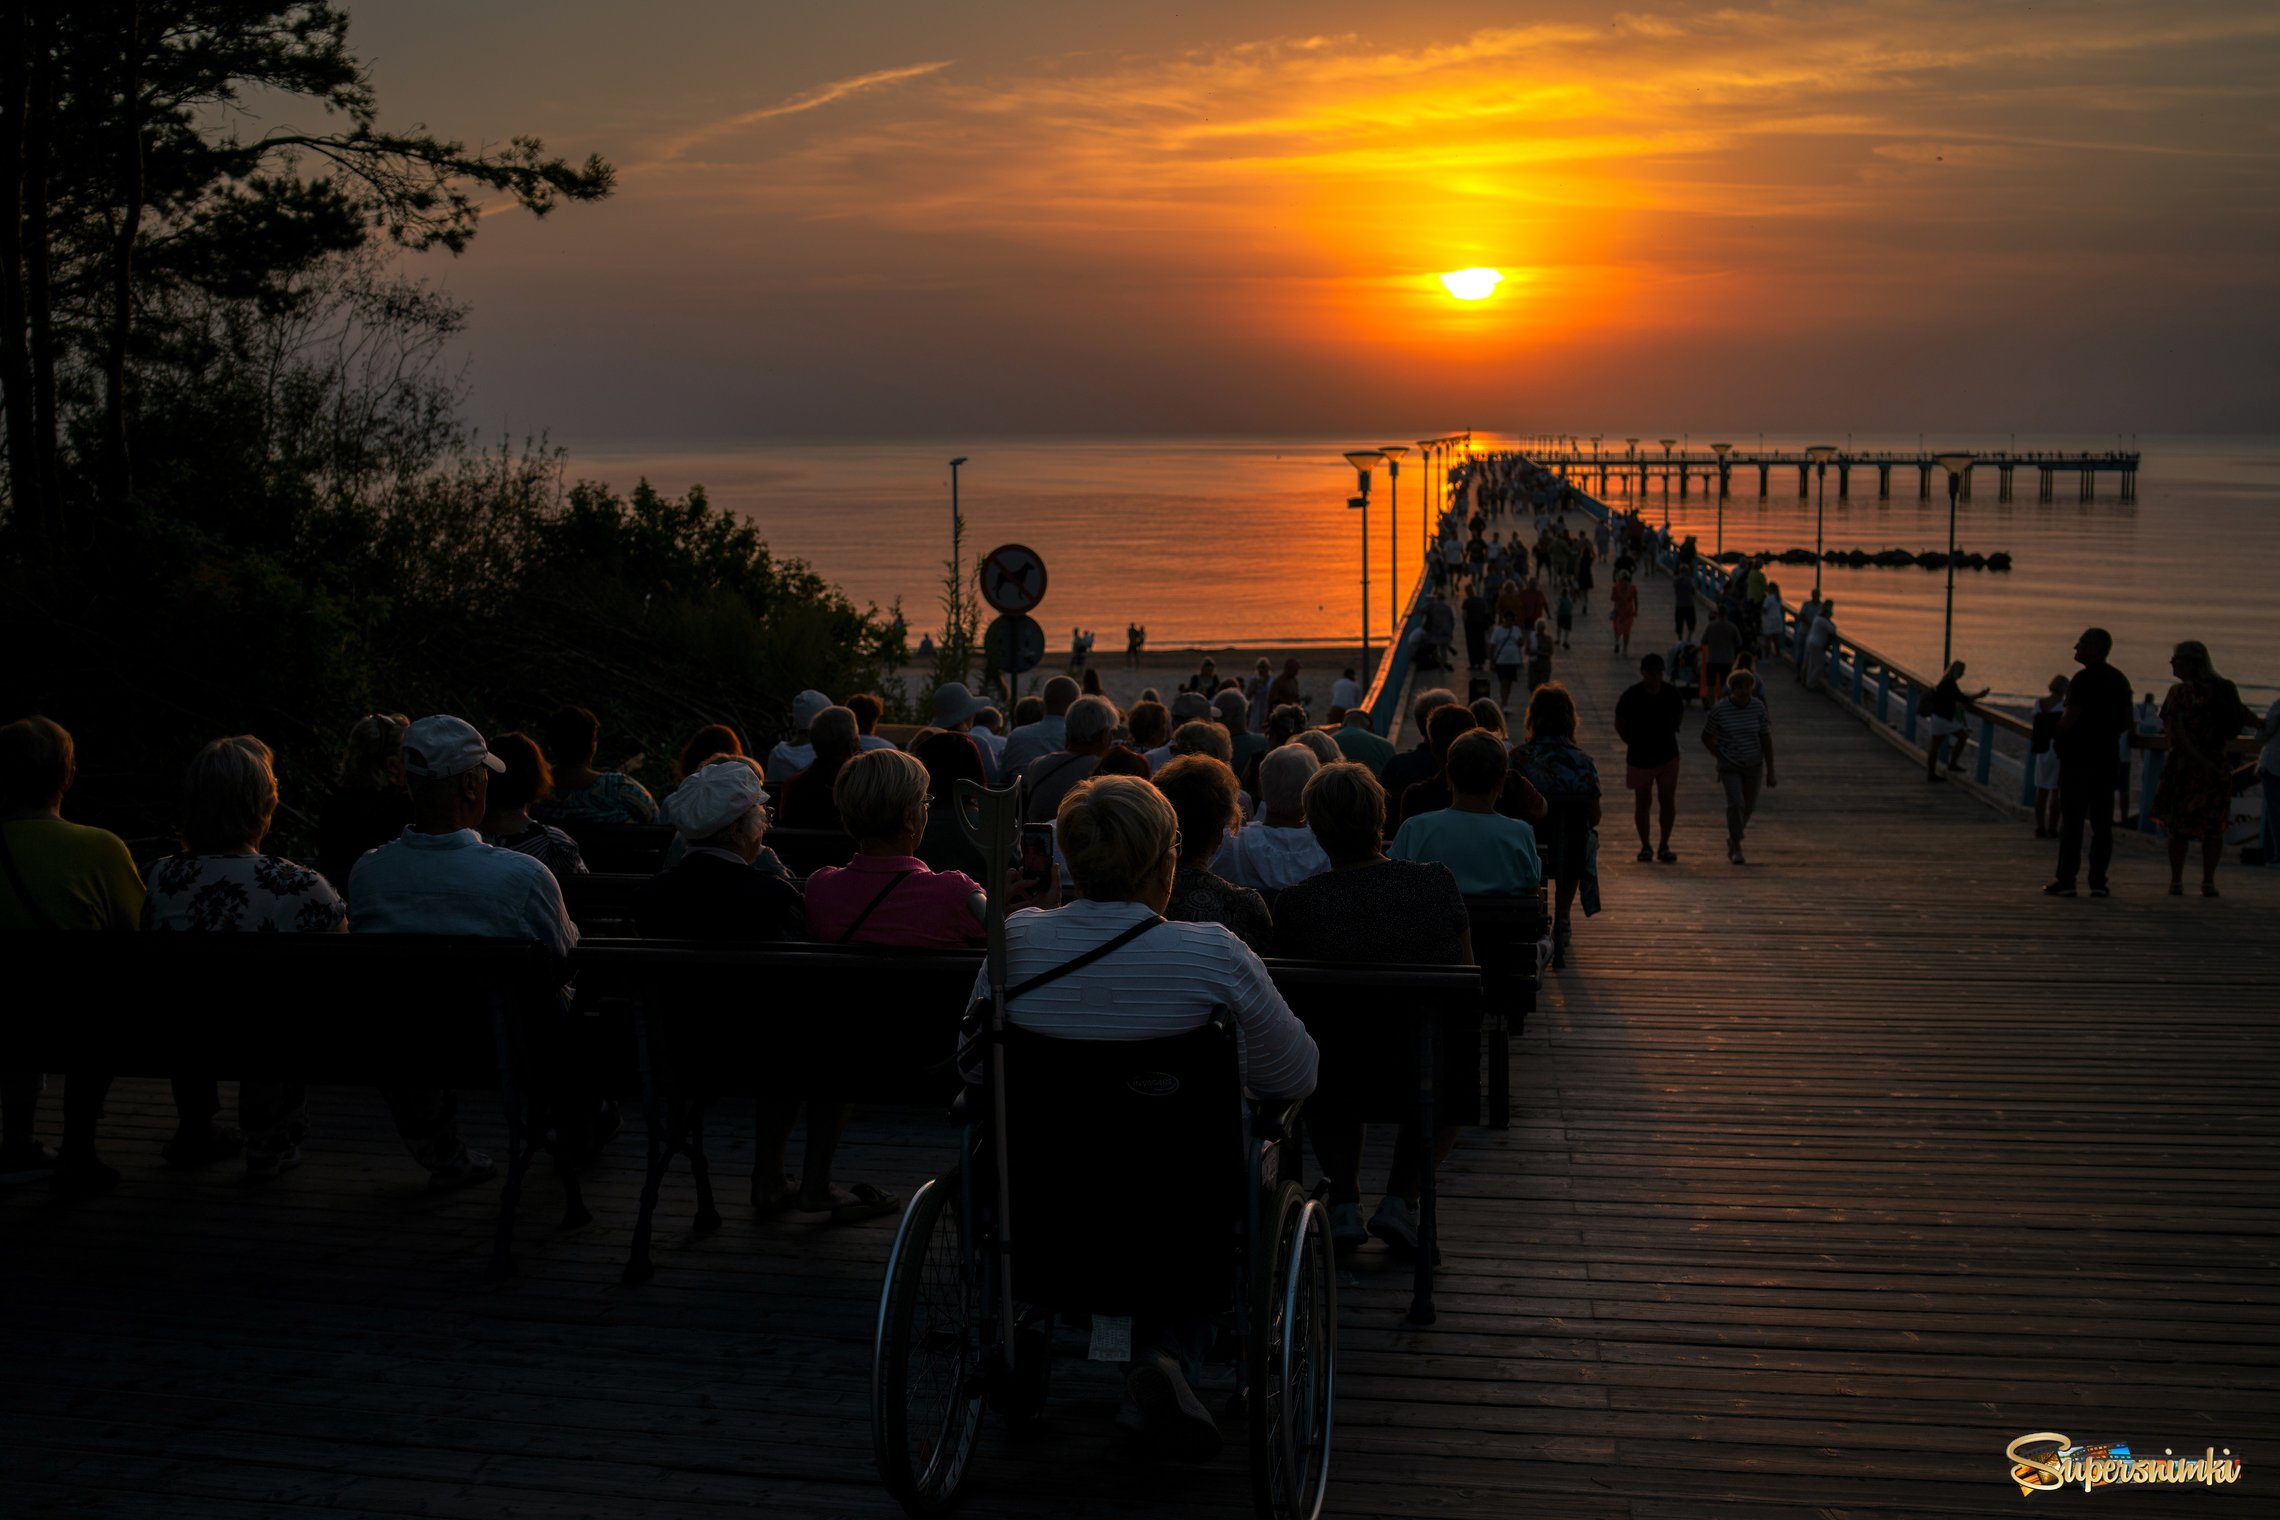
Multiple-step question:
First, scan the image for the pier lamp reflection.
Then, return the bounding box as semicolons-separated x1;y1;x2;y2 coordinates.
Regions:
1806;445;1837;600
1936;453;1974;667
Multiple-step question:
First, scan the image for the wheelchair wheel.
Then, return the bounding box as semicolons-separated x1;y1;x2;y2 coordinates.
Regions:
1250;1180;1336;1520
872;1177;985;1515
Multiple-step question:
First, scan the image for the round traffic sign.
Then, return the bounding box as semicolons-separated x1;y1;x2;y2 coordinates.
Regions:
983;613;1046;677
979;543;1049;615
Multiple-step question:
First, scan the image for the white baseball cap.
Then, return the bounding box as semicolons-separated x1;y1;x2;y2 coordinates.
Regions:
401;715;506;779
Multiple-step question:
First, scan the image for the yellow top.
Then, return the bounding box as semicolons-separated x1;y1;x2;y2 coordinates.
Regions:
0;817;146;931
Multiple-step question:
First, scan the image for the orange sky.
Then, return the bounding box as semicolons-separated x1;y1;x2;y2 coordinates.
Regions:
351;2;2280;439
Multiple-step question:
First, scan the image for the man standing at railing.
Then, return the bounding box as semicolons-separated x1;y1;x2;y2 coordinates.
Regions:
2044;628;2133;899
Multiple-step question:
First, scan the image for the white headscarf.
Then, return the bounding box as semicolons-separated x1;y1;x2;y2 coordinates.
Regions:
660;759;767;838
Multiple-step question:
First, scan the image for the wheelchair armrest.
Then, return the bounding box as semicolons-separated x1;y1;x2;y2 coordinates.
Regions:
1251;1098;1305;1142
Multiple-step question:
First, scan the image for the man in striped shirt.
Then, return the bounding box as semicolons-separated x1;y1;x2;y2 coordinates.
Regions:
957;775;1316;1460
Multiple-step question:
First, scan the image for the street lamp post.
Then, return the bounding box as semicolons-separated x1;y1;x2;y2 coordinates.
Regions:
1936;453;1974;668
1805;445;1836;600
948;455;969;664
1343;450;1385;680
1380;444;1409;644
1710;443;1732;557
1658;439;1677;526
1417;439;1440;580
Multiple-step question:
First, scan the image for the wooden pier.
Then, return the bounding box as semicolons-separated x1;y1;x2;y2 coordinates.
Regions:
1530;448;2143;505
1;567;2273;1518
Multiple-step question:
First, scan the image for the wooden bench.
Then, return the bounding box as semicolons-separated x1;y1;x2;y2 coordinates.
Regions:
1462;888;1549;1130
571;940;1479;1321
5;934;590;1279
555;821;675;873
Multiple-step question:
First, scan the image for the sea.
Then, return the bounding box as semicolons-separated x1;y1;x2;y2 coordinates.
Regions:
564;433;2279;712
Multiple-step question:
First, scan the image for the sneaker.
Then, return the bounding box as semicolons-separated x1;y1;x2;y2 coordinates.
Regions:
51;1155;120;1199
1636;846;1654;863
1656;845;1677;863
245;1144;303;1181
2088;885;2110;899
163;1122;244;1167
2042;881;2077;898
1124;1352;1221;1461
1368;1195;1420;1256
427;1148;498;1191
0;1138;58;1183
1328;1202;1367;1251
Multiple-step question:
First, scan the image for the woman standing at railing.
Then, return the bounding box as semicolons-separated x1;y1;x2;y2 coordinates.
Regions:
2152;641;2253;898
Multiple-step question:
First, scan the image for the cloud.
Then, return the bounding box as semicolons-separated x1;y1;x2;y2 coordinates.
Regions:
646;59;956;164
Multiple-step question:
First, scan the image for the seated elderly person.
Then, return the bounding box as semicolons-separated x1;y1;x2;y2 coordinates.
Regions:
1292;729;1340;767
1126;701;1171;764
350;716;579;1189
1390;731;1545;894
532;705;657;825
1019;695;1119;822
1395;704;1548;828
806;750;988;948
144;734;348;1179
910;729;990;879
481;731;588;882
1152;755;1272;953
1215;745;1330;891
1273;762;1471;1253
957;775;1316;1460
1239;702;1311;800
1215;688;1268;780
772;705;862;833
1148;693;1210;769
637;759;889;1221
637;758;804;940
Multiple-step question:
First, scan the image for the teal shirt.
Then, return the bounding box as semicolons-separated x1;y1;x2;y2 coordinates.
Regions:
1388;808;1543;895
1331;724;1397;776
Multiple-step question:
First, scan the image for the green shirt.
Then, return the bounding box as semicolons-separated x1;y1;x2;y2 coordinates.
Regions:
1388;808;1543;896
0;817;146;931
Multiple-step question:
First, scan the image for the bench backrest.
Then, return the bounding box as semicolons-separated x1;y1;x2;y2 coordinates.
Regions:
557;822;676;874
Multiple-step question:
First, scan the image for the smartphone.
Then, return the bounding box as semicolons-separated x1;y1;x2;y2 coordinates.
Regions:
1018;822;1055;883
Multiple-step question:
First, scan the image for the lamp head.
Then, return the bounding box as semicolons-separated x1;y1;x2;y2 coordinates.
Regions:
1710;442;1732;458
1378;445;1408;461
1805;445;1837;465
1935;452;1974;477
949;456;968;468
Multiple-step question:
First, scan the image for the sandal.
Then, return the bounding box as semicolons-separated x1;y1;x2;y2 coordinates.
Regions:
750;1172;801;1217
827;1182;902;1225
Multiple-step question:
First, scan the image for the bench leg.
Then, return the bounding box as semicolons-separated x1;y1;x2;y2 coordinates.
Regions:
1489;1017;1511;1131
1406;1023;1439;1328
487;1000;525;1282
686;1100;722;1236
553;1093;593;1230
625;1097;675;1285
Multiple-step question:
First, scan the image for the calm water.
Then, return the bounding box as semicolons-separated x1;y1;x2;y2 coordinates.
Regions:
568;433;2277;709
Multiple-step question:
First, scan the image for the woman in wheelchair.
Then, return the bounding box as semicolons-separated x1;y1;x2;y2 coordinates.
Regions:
951;775;1320;1459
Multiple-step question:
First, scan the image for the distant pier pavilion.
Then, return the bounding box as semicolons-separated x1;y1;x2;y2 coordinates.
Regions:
1526;446;2141;505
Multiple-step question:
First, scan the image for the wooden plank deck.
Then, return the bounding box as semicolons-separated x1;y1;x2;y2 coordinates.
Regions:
4;565;2275;1518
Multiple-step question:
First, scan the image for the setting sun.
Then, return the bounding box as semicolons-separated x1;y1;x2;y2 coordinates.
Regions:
1440;267;1504;301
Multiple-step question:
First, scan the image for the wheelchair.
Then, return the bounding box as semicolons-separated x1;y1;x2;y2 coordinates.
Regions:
869;1006;1337;1520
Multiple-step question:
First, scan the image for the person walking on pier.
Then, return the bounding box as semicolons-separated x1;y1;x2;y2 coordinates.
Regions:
1700;606;1741;710
1760;581;1785;659
1525;616;1557;695
1616;653;1686;862
2045;627;2132;899
1702;670;1776;865
1672;571;1697;641
1919;661;1989;781
2152;640;2252;898
1610;572;1638;656
1791;593;1821;681
1462;586;1494;670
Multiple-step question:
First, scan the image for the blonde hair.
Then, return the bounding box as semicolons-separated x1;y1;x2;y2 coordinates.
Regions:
833;748;930;841
1292;730;1339;766
1055;775;1175;900
182;735;279;853
338;712;408;792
